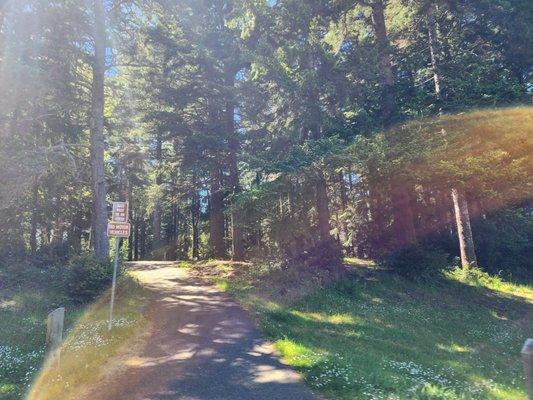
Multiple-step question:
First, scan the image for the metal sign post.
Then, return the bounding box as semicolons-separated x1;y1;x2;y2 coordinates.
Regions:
108;237;121;331
107;201;131;331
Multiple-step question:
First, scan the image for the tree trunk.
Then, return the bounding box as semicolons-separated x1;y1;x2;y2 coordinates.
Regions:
51;220;64;247
133;214;139;261
435;189;453;237
42;227;51;247
336;171;350;250
367;163;388;255
307;120;333;243
191;191;200;260
369;0;418;251
426;3;445;101
67;209;84;253
140;217;146;260
209;168;226;258
315;171;332;241
451;188;477;268
127;186;133;261
30;183;38;254
226;97;245;261
152;132;163;249
173;203;179;244
89;0;109;259
390;177;417;249
338;171;348;210
370;0;396;125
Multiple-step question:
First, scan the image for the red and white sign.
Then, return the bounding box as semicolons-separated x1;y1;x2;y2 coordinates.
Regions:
112;202;128;223
107;221;131;237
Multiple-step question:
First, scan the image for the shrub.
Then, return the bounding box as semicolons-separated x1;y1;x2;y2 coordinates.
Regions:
63;253;113;303
471;206;533;283
384;244;450;281
288;238;344;271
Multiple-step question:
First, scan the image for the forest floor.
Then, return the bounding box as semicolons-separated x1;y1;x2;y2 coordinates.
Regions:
188;258;533;400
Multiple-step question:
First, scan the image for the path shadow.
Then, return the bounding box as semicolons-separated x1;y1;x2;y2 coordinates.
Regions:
89;262;318;400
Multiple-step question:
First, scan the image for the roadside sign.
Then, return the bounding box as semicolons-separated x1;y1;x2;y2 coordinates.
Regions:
108;201;130;331
107;221;131;237
112;202;128;223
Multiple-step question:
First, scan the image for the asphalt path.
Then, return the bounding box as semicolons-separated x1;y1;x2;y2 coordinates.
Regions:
80;261;319;400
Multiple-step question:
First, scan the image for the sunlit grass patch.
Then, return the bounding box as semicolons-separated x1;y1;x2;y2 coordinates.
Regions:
26;276;150;400
445;267;533;302
436;343;473;354
344;257;378;269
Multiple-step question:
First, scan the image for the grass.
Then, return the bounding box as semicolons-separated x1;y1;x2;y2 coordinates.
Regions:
26;276;150;400
0;274;81;400
0;268;150;400
189;259;533;400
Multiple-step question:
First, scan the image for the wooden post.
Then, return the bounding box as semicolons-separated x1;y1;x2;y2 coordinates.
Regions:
522;339;533;399
45;307;65;367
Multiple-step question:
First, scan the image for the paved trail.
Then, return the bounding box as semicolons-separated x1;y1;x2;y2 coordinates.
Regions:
82;262;318;400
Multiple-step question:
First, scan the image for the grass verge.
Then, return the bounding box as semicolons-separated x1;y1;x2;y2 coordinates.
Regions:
0;274;83;400
189;259;533;400
0;272;150;400
26;275;150;400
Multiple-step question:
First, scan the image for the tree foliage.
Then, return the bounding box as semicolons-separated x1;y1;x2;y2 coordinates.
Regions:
0;0;531;279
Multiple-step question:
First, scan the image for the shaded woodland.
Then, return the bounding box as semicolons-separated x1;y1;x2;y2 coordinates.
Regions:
0;0;532;280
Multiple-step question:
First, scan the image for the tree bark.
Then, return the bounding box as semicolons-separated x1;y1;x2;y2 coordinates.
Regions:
209;168;226;258
89;0;109;259
451;188;477;268
51;219;64;247
369;0;418;250
226;97;245;261
306;118;334;243
140;217;146;259
127;185;133;261
338;171;348;210
152;131;163;249
336;171;350;249
426;3;445;101
172;203;179;243
30;183;38;254
133;213;139;261
191;191;200;260
435;189;453;237
68;209;84;253
390;177;417;249
370;0;396;125
315;170;332;241
367;164;388;255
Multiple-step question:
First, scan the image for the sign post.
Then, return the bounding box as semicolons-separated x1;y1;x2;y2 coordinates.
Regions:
107;202;130;331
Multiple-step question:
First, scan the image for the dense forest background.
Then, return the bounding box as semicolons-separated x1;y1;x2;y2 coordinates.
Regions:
0;0;532;282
